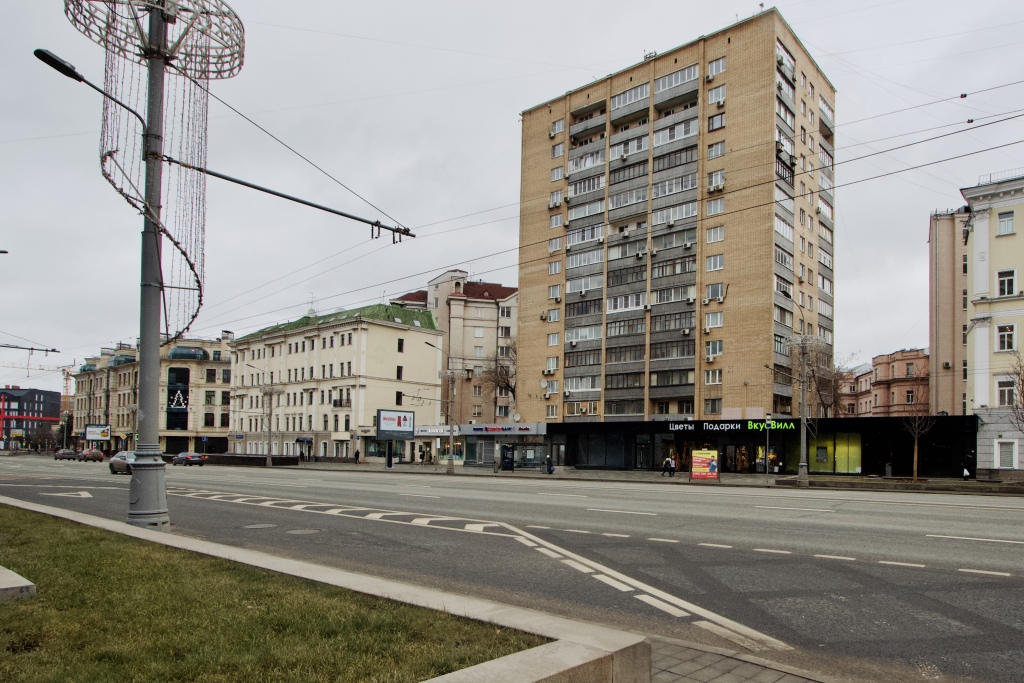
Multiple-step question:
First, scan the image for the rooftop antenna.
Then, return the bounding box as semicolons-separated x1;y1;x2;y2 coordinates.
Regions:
308;292;317;316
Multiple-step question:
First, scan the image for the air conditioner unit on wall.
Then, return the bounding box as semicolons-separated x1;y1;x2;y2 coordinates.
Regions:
706;355;715;363
682;328;690;335
702;298;710;305
544;392;552;399
943;361;952;369
703;327;711;334
564;390;571;397
705;74;714;83
716;99;725;108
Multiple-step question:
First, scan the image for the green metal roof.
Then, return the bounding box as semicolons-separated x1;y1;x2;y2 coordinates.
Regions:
236;304;438;343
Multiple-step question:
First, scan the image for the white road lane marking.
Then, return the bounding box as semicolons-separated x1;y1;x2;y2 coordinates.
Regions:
755;505;833;513
401;485;433;488
514;537;538;547
562;529;591;534
464;523;502;532
753;548;791;555
592;574;633;592
648;538;679;543
958;568;1012;577
527;525;550;529
699;543;733;549
602;533;630;538
40;491;93;498
365;512;409;519
536;493;588;498
927;534;1024;545
636;594;690;617
244;524;277;529
878;561;926;568
535;547;562;559
397;493;441;499
561;559;595;574
815;554;856;561
587;508;656;516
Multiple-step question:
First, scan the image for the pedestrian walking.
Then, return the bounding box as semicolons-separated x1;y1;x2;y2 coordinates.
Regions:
661;455;672;477
353;449;360;464
545;454;554;475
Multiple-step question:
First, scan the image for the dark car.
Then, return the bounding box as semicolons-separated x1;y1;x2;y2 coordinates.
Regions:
109;451;137;474
54;448;77;461
172;452;206;466
78;449;104;462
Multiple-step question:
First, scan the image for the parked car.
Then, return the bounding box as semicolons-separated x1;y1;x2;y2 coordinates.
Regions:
109;451;137;475
171;452;206;467
78;449;104;462
54;448;77;461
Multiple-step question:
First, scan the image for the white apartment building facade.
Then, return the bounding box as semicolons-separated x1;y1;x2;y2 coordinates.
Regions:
229;303;442;460
962;171;1024;479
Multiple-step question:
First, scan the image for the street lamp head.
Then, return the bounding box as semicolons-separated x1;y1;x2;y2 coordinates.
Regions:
34;49;85;82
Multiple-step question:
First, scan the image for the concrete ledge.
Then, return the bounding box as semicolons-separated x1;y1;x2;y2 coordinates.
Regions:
0;565;36;602
0;495;649;683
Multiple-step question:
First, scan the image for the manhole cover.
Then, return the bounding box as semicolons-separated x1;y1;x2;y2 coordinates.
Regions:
286;529;320;535
244;524;277;529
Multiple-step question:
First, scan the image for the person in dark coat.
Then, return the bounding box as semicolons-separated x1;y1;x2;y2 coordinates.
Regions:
354;449;360;464
545;454;554;475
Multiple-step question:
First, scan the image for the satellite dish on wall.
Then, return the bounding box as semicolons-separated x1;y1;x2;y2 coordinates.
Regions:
513;413;522;423
540;380;548;390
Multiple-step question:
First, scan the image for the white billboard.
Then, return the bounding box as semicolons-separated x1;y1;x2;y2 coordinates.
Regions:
376;410;415;440
85;424;111;441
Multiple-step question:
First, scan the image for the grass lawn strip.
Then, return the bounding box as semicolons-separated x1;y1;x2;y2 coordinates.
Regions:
0;504;547;683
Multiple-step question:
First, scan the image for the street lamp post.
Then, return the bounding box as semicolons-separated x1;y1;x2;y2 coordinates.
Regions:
779;290;823;488
61;411;70;450
35;45;169;528
245;363;282;467
425;341;458;475
765;412;772;486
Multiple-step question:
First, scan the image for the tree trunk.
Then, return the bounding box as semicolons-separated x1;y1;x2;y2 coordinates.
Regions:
913;436;919;482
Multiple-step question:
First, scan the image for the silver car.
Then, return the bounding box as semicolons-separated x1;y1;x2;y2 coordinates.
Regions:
109;451;137;475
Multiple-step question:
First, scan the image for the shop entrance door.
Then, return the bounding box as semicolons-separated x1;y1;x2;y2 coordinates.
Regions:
635;436;652;469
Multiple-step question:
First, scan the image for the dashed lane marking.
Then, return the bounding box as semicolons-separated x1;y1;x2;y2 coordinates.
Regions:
535;547;562;559
465;523;502;532
536;493;588;498
958;568;1012;577
562;529;591;534
515;537;538;547
699;543;733;549
561;559;595;574
754;548;792;555
527;525;550;529
815;554;856;561
592;574;633;592
602;533;630;538
755;505;833;513
587;508;656;516
648;538;679;544
397;493;441;498
879;561;926;568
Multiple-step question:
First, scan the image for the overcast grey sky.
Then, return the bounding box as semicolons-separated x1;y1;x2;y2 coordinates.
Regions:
4;0;1023;393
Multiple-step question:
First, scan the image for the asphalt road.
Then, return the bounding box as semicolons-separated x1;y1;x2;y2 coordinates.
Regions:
3;455;1023;683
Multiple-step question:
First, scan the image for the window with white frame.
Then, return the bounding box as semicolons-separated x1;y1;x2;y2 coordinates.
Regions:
552;118;565;134
774;214;793;241
609;186;648;209
568;199;605;221
548;261;561;275
550;214;562;229
708;57;726;77
706;254;723;271
565;375;601;391
707;282;723;299
776;98;795;128
707;169;724;188
498;326;511;338
547;333;559;346
776;127;794;156
818;299;833;319
775;185;794;213
708;141;725;159
607;292;646;312
611;83;649;110
708;113;725;131
653;119;698;146
550;190;563;205
566;224;603;246
774;305;793;327
775;274;793;297
651;202;697;226
610;135;649;160
998;211;1015;236
566;248;603;269
548;236;562;251
552;142;564;158
818;327;833;344
546;404;558;418
818;248;833;269
547;308;560;322
655;64;699;92
705;311;723;328
653;174;697;198
706;225;724;243
569;175;604;197
705;340;723;357
548;284;561;299
551;167;564;182
708;85;726;104
997;269;1016;297
818;273;833;295
566;274;603;294
704;369;723;385
998;379;1016;407
776;71;795;99
774;245;793;270
652;285;695;304
608;240;644;260
569;150;605;173
546;357;559;370
818;95;834;123
819;222;833;244
996;439;1018;468
997;324;1015;351
817;197;833;220
707;198;724;216
565;325;602;342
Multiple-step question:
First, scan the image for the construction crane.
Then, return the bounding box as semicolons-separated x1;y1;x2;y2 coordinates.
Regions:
0;361;76;401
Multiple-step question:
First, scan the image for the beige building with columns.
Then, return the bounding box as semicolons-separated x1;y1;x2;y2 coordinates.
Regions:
229;303;441;461
517;8;835;424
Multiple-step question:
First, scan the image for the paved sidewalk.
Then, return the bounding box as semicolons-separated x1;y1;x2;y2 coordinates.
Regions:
650;637;827;683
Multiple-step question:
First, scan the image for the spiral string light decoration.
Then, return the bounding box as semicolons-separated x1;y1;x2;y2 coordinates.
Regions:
65;0;244;341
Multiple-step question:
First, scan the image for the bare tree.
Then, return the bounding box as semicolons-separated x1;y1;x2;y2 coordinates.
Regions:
901;382;935;481
480;337;517;403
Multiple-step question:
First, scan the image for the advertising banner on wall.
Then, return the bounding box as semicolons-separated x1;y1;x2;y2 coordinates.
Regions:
85;425;111;441
690;449;720;481
376;410;415;440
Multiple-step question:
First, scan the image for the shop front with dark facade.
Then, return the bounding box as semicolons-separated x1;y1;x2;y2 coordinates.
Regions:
547;416;978;477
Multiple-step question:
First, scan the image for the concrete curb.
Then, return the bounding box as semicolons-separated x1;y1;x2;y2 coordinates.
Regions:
0;495;650;683
0;565;36;602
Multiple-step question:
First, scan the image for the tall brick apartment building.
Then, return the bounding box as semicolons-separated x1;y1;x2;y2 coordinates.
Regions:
518;8;835;424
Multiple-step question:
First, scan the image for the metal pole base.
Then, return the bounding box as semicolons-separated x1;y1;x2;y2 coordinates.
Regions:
126;456;170;530
797;462;809;487
446;456;456;475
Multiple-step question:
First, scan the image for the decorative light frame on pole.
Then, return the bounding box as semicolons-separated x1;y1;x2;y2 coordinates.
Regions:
245;362;282;467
